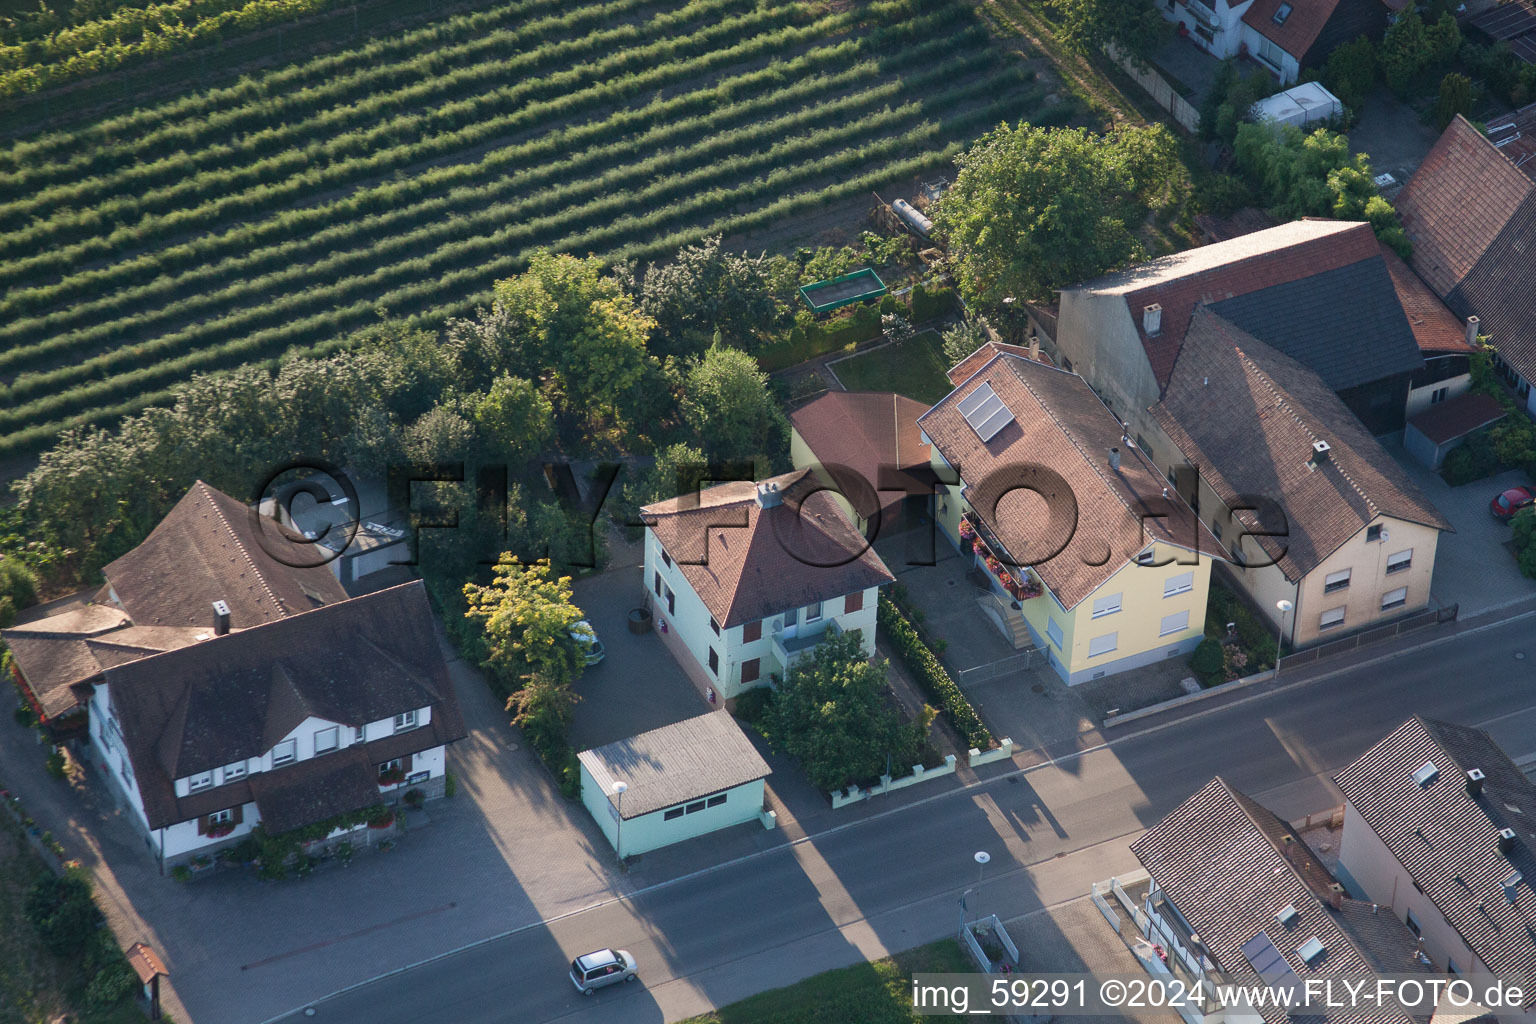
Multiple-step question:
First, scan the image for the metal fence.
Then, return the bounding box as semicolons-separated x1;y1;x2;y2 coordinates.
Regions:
1278;604;1456;669
956;648;1044;687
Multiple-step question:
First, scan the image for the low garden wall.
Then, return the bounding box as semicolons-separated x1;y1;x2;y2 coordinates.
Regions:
830;754;957;808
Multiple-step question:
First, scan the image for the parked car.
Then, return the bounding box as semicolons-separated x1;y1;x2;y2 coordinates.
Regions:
1490;485;1536;522
569;948;637;995
571;620;605;665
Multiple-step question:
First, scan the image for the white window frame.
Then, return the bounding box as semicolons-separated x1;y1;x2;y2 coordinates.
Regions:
804;601;823;623
1381;587;1408;611
209;808;234;826
314;726;339;754
1087;632;1119;658
1323;568;1351;593
272;739;297;766
1159;610;1190;637
188;770;214;792
1046;617;1063;648
222;761;246;782
1259;37;1284;69
1386;549;1413;575
1319;607;1346;631
394;710;419;733
1091;593;1122;619
355;724;367;743
1163;572;1194;597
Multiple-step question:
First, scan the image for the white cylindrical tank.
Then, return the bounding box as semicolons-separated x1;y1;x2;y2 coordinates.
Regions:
892;198;933;237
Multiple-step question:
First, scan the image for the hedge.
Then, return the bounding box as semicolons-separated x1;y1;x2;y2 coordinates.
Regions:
877;595;992;749
909;281;956;322
759;304;884;371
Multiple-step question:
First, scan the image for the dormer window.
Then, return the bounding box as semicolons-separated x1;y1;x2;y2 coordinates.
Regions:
189;770;214;792
272;739;297;766
355;724;367;743
223;761;247;782
394;710;419;733
314;726;338;754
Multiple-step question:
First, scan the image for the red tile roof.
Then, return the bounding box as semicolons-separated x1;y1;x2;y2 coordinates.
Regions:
1243;0;1343;59
1406;391;1507;445
945;340;1038;386
1072;220;1383;389
786;391;933;522
126;943;167;983
641;469;894;628
919;354;1220;611
1395;115;1536;297
1378;245;1475;354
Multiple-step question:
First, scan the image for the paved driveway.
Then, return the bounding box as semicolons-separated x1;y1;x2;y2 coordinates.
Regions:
1388;439;1536;616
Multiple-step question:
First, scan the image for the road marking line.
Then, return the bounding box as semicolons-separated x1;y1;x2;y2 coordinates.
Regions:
259;607;1536;1022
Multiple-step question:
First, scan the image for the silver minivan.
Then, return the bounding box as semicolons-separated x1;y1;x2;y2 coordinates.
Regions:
569;948;637;995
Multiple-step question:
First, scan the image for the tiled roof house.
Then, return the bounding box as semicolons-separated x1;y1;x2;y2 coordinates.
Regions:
1335;717;1536;1000
640;469;894;698
1395;113;1536;417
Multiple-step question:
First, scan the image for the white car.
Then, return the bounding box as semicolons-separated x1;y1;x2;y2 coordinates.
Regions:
569;948;637;995
571;620;605;665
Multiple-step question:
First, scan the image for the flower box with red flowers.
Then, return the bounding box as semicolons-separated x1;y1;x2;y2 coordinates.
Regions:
377;768;405;787
958;519;977;542
367;810;395;830
205;822;235;839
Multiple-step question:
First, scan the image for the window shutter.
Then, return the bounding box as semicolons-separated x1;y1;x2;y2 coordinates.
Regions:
197;815;209;836
402;752;413;774
232;804;244;826
743;620;762;643
844;591;863;614
741;658;760;684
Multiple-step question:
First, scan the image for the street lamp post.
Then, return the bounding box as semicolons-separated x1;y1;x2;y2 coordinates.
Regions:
613;780;628;862
959;850;991;936
1275;599;1293;677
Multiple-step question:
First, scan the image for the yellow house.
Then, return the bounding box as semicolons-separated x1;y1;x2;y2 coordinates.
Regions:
919;349;1222;686
1149;309;1452;649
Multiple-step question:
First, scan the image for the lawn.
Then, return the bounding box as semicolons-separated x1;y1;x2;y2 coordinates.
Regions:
829;329;954;404
0;0;1060;460
677;939;1005;1024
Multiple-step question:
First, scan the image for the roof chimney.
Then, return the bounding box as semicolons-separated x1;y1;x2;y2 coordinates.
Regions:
1500;827;1518;855
1143;303;1162;336
755;481;782;509
1028;335;1040;361
1328;882;1345;911
1109;446;1122;472
1466;315;1480;347
1308;440;1331;469
1467;768;1486;797
212;600;230;636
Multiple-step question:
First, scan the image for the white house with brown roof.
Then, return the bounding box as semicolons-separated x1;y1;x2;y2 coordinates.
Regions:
91;580;464;867
639;469;894;699
1333;717;1536;1000
919;349;1221;685
1146;310;1451;648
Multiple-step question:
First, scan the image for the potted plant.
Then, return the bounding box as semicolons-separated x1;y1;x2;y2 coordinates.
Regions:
403;788;425;810
367;809;395;830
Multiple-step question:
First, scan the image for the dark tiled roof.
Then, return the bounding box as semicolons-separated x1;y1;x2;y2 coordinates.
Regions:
1396;117;1536;297
106;581;465;829
1407;392;1507;445
1152;310;1450;581
787;392;935;522
579;711;771;818
103;480;349;629
1072;220;1392;390
1242;0;1343;59
2;604;133;718
1334;717;1536;991
1444;194;1536;384
1206;256;1423;391
1378;246;1475;355
1485;101;1536;180
1131;777;1425;1024
640;469;894;628
1195;207;1281;244
247;747;382;834
919;354;1220;610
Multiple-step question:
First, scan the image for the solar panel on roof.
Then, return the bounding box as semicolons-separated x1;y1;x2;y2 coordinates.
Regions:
1241;933;1300;993
957;382;1015;442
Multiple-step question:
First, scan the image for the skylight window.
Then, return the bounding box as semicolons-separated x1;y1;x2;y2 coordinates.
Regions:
1297;937;1326;964
957;382;1015;443
1273;2;1293;24
1413;761;1440;787
1276;905;1299;927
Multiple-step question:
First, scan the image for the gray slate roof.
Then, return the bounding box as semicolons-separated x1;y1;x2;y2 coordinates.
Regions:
1208;256;1424;391
580;712;770;819
1132;777;1426;1024
1334;717;1536;994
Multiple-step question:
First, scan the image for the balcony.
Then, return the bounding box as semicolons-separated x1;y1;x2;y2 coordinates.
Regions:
771;618;841;673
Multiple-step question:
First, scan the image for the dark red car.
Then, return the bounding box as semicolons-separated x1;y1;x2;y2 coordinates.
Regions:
1490;485;1536;522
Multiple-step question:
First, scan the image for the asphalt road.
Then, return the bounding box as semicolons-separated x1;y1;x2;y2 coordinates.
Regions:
274;611;1536;1024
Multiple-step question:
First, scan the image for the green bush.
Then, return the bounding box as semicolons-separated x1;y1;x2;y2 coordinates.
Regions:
909;283;956;322
876;596;991;749
732;685;775;731
1205;583;1277;670
25;873;101;955
44;748;65;778
1513;507;1536;580
1190;638;1225;687
1442;432;1503;486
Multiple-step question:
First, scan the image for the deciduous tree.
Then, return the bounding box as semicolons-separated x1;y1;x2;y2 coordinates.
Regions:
463;555;586;693
680;346;788;465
